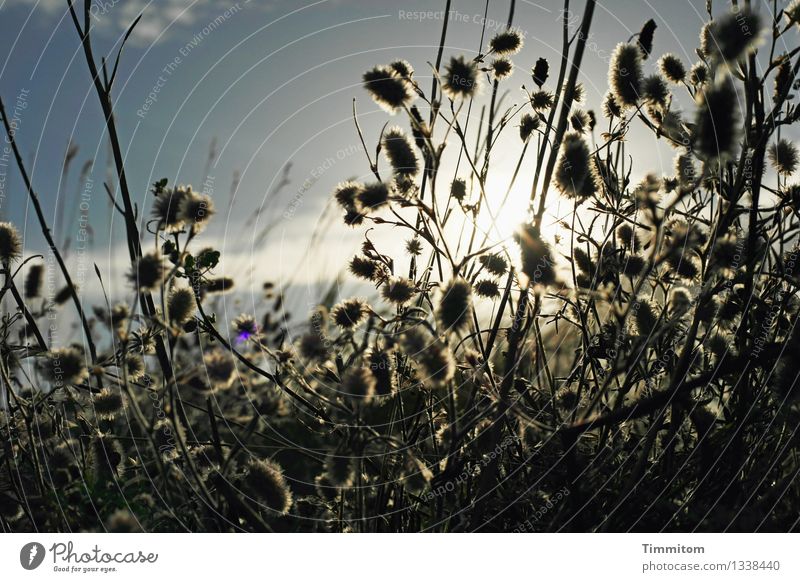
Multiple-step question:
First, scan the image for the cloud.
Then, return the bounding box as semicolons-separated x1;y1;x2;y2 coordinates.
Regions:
5;0;268;46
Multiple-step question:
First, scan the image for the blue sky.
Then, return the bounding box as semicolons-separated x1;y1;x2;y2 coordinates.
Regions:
0;0;787;308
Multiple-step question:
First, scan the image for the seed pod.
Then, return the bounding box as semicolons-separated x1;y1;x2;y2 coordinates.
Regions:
532;57;549;88
637;19;657;58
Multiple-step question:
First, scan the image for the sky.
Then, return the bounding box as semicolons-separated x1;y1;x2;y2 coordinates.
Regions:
0;0;791;319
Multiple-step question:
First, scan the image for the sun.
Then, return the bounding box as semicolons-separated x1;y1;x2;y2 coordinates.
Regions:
473;176;567;251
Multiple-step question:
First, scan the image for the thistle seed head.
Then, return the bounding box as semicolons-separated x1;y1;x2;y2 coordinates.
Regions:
437;278;472;332
489;28;523;55
609;43;643;108
659;54;686;83
442;56;480;99
0;222;22;263
363;65;415;113
245;458;293;515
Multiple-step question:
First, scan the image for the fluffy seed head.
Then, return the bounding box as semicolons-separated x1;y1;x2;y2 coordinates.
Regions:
437;278;472;332
633;299;659;335
689;62;708;85
233;314;259;342
667;252;700;280
474;279;500;298
530;90;554;110
90;434;123;478
642;74;669;107
768;139;798;175
675;153;698;189
573;247;593;275
24;264;43;298
514;224;558;286
570;109;591;134
334;181;363;210
381;277;416;305
389;59;414;78
129;253;163;290
299;331;329;362
331;298;369;329
324;453;354;487
245;458;293;515
93;388;124;420
669;287;693;314
168;287;195;325
602;91;622;119
178;191;214;233
349;256;384;281
106;509;142;533
382;127;419;176
775;58;792;101
406;237;423;256
609;43;643;108
401;328;455;387
442;56;480;99
203;350;236;388
519;113;540;142
340;367;376;403
363;66;415;113
124;354;146;382
623;254;646;277
490;57;514;80
616;223;640;250
479;253;508;277
451;178;468;201
152;186;189;231
787;0;800;25
368;348;395;396
0;222;22;263
554;133;599;199
693;80;740;161
356;182;390;212
710;233;740;271
706;8;764;65
489;29;523;55
41;347;88;386
659;54;686;83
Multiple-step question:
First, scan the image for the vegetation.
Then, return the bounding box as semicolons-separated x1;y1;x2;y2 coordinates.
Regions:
2;0;800;532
